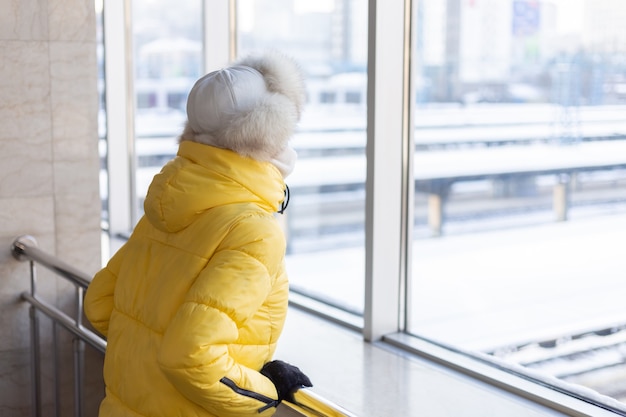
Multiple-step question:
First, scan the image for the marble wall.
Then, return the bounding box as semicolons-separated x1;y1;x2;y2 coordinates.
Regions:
0;0;103;415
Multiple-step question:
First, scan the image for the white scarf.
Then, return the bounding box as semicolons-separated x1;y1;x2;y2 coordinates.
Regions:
270;145;297;178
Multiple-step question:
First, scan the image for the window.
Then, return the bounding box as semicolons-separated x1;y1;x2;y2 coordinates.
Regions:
96;0;106;223
167;92;187;110
319;91;337;103
136;92;157;109
237;0;368;322
99;0;626;413
408;0;626;408
345;91;362;104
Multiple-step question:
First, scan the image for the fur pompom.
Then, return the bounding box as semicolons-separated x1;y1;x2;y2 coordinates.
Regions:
236;51;306;119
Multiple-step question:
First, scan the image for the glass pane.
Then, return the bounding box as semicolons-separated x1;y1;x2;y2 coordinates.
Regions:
409;0;626;406
96;0;107;224
238;0;368;318
132;0;203;214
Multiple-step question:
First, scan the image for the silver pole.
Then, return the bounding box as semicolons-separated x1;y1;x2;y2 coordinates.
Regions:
20;293;107;354
74;286;85;417
73;338;85;417
29;302;41;417
19;237;42;417
53;323;60;417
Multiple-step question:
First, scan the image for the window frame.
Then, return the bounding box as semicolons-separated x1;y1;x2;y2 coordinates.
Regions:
103;0;138;234
363;0;411;342
100;1;626;415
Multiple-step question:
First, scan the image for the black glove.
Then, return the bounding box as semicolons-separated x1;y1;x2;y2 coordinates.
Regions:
260;360;313;403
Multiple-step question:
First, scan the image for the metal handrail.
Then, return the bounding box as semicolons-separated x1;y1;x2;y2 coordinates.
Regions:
20;292;106;354
12;235;105;417
11;235;355;417
12;235;92;289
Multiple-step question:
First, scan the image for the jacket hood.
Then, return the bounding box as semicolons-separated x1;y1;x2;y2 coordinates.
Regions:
144;141;286;233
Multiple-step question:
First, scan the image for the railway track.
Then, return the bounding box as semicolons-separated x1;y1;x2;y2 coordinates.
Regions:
490;325;626;403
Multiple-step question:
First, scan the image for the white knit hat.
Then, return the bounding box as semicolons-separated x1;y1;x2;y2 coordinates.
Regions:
183;51;305;162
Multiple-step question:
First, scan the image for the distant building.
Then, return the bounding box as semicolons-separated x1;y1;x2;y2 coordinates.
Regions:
583;0;626;53
138;38;202;79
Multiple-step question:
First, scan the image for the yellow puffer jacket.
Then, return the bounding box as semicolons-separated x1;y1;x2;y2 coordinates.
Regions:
84;141;289;417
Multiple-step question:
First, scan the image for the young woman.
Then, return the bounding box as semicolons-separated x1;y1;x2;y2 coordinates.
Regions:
85;51;311;417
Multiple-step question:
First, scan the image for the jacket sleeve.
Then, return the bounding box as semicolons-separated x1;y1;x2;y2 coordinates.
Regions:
157;216;287;417
83;247;124;338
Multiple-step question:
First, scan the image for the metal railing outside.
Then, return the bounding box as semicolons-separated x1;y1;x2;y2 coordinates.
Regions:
11;235;355;417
